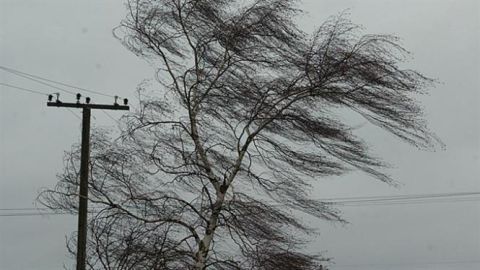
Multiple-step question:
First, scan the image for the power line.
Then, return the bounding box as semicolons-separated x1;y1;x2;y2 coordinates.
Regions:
1;65;133;127
1;65;131;123
1;67;78;95
1;83;119;122
0;207;55;211
267;191;480;207
0;207;102;212
101;109;120;124
0;212;70;217
334;259;480;268
323;191;480;202
1;191;479;216
328;191;480;206
0;65;122;99
337;197;480;207
0;210;100;217
0;82;49;96
66;108;82;120
1;82;82;119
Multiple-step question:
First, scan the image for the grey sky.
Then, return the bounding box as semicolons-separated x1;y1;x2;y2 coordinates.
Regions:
1;0;479;269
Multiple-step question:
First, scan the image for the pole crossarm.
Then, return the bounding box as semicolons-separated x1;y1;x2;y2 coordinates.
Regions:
47;101;129;110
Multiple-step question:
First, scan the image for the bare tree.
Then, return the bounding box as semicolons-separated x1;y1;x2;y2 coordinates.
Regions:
40;0;440;269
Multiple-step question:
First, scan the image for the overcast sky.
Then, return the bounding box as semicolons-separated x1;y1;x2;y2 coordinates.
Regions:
1;0;479;269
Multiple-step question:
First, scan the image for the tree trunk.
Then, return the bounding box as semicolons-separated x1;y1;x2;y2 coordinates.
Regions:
193;192;225;269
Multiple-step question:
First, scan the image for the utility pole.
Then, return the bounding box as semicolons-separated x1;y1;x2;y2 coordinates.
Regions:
47;93;129;270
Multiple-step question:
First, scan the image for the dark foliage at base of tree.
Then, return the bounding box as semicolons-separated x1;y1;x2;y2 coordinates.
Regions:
40;0;439;269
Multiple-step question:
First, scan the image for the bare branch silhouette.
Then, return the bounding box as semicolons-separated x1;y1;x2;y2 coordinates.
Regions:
39;1;440;269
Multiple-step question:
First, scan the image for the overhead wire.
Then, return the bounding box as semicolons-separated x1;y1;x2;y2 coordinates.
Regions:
0;207;102;217
262;191;480;207
322;191;480;202
1;191;479;217
0;65;121;99
1;67;78;95
0;82;83;119
0;212;69;217
66;108;82;120
334;259;480;268
1;67;126;122
0;82;50;96
101;109;121;124
325;191;480;206
335;197;480;207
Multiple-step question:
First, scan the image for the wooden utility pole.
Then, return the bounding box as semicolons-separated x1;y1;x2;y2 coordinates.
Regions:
47;93;129;270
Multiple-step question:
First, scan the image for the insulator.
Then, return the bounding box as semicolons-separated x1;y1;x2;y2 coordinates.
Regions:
123;98;128;105
86;97;91;104
48;94;53;102
76;93;81;100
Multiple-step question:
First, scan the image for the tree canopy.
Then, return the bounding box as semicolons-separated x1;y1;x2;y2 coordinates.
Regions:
40;0;440;269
